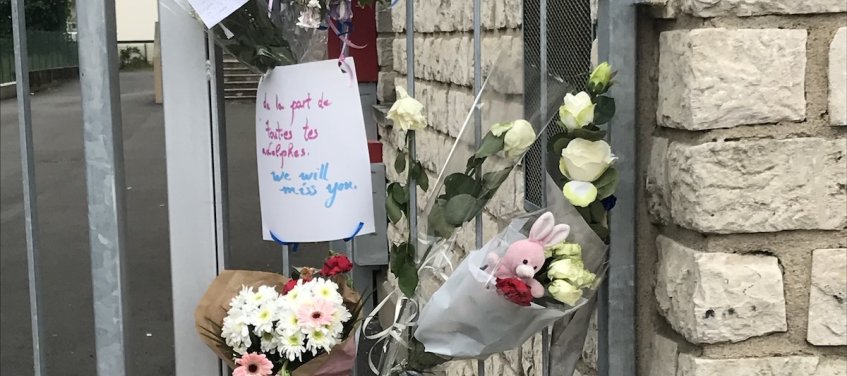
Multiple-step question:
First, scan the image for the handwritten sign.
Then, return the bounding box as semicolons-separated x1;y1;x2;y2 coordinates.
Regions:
257;58;375;243
185;0;247;28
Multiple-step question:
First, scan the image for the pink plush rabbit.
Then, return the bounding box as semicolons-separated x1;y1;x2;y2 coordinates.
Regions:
486;212;570;298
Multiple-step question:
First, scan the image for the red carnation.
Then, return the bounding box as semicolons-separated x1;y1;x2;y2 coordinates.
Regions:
281;279;298;295
495;278;534;306
320;254;353;277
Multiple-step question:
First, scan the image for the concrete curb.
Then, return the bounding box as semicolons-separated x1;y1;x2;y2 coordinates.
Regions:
0;66;80;100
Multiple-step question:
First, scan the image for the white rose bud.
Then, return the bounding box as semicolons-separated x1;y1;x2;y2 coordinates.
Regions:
559;138;615;182
562;181;598;207
492;119;536;158
548;279;583;306
558;92;595;130
387;86;427;131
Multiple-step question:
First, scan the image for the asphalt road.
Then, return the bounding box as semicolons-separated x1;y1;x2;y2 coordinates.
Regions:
0;70;327;374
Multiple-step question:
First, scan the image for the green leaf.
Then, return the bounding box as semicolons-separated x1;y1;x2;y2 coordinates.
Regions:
569;127;607;142
474;132;505;158
427;203;456;238
589;224;610;243
390;242;418;298
394;153;406;174
479;168;512;200
444;173;481;197
588;200;606;224
389;182;409;204
465;155;485;175
417;168;430;192
443;194;479;226
385;194;403;224
593;96;616;125
594;167;619;199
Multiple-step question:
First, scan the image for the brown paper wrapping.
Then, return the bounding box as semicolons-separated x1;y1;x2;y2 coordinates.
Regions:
194;270;361;376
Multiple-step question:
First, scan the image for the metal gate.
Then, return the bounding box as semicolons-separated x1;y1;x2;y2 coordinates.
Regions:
8;0;635;374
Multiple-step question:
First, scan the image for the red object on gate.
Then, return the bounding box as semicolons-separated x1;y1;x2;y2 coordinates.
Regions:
326;1;379;82
368;141;382;163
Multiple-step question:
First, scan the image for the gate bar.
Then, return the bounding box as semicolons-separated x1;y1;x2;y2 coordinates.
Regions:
11;0;47;373
539;1;551;374
596;0;637;375
472;0;484;374
77;0;130;373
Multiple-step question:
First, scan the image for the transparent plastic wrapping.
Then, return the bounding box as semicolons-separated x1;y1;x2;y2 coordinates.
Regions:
413;175;607;358
171;0;327;72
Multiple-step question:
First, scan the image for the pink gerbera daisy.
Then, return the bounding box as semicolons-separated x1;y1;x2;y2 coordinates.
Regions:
296;298;337;328
233;352;273;376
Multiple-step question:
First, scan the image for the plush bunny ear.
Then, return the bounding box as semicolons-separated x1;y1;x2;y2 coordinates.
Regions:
528;212;555;242
543;224;571;246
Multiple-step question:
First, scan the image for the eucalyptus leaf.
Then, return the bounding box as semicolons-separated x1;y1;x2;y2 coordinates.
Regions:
427;204;456;238
594;96;616;125
594;167;619;199
389;182;409;204
444;194;479;226
386;195;403;224
474;132;505;158
390;242;418;298
444;173;481;197
394;153;406;174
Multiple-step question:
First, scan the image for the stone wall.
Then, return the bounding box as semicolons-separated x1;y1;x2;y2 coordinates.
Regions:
639;1;846;375
374;1;547;375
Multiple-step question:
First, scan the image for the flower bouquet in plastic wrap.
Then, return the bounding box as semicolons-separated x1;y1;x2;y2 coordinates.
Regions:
195;253;366;376
173;0;384;72
414;206;606;357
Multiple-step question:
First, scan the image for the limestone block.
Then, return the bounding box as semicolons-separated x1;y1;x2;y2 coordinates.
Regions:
648;334;679;376
829;27;847;126
655;236;787;344
666;138;847;233
814;357;847;376
658;29;806;130
377;71;397;102
677;354;819;376
376;37;394;68
808;248;847;346
681;0;846;17
646;137;670;225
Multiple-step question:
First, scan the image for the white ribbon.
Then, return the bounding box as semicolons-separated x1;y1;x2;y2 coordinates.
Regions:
361;289;419;374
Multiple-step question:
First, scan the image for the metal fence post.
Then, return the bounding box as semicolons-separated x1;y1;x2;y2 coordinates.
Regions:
472;0;485;374
76;0;129;373
11;0;47;374
596;0;637;375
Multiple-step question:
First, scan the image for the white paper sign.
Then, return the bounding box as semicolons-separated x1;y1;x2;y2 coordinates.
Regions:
256;58;375;243
185;0;247;28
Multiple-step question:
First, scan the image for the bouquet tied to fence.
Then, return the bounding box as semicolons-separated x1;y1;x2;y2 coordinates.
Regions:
195;253;364;376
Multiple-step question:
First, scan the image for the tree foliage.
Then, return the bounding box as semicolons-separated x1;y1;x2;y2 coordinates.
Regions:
0;0;72;36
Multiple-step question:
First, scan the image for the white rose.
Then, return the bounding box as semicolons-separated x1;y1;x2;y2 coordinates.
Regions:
491;119;536;158
387;86;427;131
548;259;596;289
559;138;615;182
548;279;582;306
562;181;597;208
558;92;595;130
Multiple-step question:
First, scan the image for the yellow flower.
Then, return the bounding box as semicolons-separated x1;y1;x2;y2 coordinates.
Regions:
558;92;595;130
562;181;598;207
548;279;583;306
387;86;427;131
491;119;536;158
559;138;615;182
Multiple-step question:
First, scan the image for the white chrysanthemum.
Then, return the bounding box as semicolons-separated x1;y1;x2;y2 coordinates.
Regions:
285;281;314;306
252;300;278;335
311;278;343;305
221;311;251;354
305;326;335;354
275;309;300;336
229;285;253;310
260;332;278;354
279;331;307;362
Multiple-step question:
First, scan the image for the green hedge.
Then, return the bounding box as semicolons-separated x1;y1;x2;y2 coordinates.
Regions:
0;30;78;83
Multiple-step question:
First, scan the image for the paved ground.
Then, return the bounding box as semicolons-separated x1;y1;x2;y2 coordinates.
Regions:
0;70;328;374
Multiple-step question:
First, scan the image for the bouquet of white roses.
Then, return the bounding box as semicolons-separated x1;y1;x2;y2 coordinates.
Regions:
196;254;361;376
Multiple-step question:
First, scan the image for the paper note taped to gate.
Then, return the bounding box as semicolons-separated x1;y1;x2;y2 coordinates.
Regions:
185;0;247;28
257;58;375;243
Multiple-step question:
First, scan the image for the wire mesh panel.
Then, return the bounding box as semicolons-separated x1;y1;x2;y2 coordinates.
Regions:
523;0;596;209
